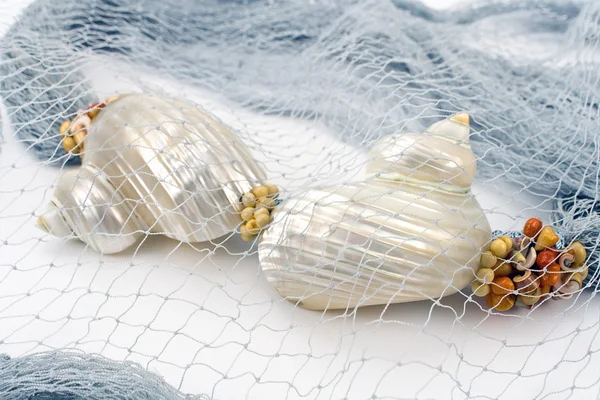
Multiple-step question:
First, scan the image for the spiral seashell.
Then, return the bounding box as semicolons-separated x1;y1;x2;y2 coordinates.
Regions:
259;114;492;310
37;94;267;253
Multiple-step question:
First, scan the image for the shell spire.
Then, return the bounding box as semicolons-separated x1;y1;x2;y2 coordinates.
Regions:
425;112;472;146
365;113;477;193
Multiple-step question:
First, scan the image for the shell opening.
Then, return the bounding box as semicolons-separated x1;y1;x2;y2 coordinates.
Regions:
36;202;73;238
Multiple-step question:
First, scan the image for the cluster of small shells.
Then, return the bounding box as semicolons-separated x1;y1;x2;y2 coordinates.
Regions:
239;184;279;242
472;218;588;312
58;96;120;155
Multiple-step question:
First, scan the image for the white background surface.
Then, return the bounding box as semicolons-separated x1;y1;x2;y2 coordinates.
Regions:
1;0;600;399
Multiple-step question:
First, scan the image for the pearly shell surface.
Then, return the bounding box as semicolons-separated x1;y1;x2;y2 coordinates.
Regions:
39;94;267;253
258;114;492;310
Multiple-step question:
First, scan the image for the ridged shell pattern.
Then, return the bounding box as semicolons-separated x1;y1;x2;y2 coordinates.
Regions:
258;114;492;310
38;94;267;253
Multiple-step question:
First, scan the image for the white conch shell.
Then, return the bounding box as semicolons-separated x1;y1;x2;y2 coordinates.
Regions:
37;94;267;253
258;114;492;310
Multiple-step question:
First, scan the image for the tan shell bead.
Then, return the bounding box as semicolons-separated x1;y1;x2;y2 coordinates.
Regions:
242;193;257;208
69;114;91;134
519;287;542;306
86;102;106;119
255;213;270;229
59;120;71;136
246;219;259;235
62;136;77;153
480;251;497;269
72;131;86;154
569;242;587;266
240;233;255;242
266;184;279;197
499;236;513;251
252;186;269;198
493;260;513;277
490;238;510;258
258;196;275;210
475;268;494;284
471;281;490;297
87;108;101;119
254;207;269;218
579;265;589;280
241;207;255;221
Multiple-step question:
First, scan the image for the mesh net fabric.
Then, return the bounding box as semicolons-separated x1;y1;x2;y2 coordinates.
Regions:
1;0;600;399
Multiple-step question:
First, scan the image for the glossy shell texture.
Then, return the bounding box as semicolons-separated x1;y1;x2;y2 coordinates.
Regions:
38;94;267;253
258;114;492;310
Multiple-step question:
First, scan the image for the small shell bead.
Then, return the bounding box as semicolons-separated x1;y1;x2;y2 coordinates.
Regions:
490;239;509;258
534;226;559;251
266;184;279;197
480;251;497;269
59;120;71;136
240;233;255;242
258;196;276;210
471;281;490;297
252;186;269;198
246;219;259;235
493;261;512;277
62;137;76;153
254;207;269;218
242;193;257;208
241;207;255;221
476;268;494;284
569;242;587;266
500;236;513;250
486;293;515;311
255;213;270;229
491;276;514;295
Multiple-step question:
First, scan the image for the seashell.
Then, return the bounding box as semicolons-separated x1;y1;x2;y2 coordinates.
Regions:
37;94;267;253
509;250;526;269
518;236;532;256
486;292;515;312
259;114;492;310
523;217;543;239
471;281;490;297
558;252;576;272
534;226;560;251
519;287;542;306
513;270;539;295
553;272;583;297
514;247;536;272
493;260;513;277
479;251;496;269
476;268;494;284
568;242;587;266
490;238;510;259
491;276;514;295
